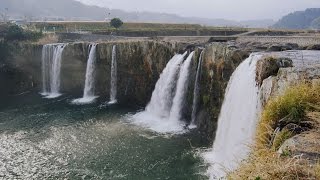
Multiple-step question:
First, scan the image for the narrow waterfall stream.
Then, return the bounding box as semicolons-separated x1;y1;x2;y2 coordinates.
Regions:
204;54;262;179
72;44;98;104
132;52;194;133
41;43;66;98
190;51;204;127
108;45;118;104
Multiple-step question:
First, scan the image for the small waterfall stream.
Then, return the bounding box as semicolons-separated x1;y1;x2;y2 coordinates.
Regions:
190;51;204;127
108;45;118;104
72;44;98;104
41;43;66;98
204;54;262;179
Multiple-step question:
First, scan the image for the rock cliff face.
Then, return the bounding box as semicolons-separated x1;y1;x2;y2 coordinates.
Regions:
0;43;42;98
193;43;249;143
260;63;320;107
4;41;179;107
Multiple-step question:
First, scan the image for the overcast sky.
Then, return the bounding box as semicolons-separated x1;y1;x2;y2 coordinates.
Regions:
76;0;320;21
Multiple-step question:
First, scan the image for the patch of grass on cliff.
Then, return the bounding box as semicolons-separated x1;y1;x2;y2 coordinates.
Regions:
257;83;320;148
271;129;293;151
228;83;320;179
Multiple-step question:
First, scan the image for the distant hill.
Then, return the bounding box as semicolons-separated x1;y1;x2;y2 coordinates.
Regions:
273;8;320;29
1;0;271;28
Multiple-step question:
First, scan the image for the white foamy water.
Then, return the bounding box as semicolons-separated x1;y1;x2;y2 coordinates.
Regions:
131;52;189;133
203;54;262;179
41;44;66;98
146;52;187;117
72;44;98;104
108;45;118;105
169;51;194;122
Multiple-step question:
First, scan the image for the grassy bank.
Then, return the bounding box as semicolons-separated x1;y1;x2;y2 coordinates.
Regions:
229;83;320;179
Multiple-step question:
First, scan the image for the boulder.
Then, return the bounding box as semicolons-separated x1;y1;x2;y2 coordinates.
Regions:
256;56;293;86
278;131;320;163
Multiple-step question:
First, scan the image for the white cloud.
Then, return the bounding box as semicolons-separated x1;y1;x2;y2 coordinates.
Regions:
76;0;320;20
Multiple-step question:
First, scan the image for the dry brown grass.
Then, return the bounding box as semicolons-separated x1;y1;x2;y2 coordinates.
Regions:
229;149;319;180
37;34;59;44
256;83;320;149
229;83;320;180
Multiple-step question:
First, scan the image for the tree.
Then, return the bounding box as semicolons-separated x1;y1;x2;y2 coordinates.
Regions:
110;18;123;29
5;24;25;41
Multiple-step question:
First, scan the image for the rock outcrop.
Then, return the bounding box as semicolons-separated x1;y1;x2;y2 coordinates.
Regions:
258;51;320;164
193;43;249;143
256;56;293;86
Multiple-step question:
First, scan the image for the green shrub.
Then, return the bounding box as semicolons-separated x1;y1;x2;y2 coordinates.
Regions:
5;24;25;41
0;40;10;62
4;24;43;41
257;83;320;148
24;30;43;41
202;95;210;106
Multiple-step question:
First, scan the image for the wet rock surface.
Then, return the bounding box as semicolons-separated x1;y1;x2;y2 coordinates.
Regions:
194;43;249;143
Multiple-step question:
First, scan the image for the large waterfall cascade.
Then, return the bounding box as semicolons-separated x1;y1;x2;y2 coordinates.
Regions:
132;52;196;133
72;44;98;104
169;51;195;122
41;43;66;98
146;52;187;117
190;51;204;128
108;45;118;105
204;54;262;179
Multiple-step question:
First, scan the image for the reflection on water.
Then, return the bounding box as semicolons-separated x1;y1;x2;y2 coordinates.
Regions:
0;92;207;179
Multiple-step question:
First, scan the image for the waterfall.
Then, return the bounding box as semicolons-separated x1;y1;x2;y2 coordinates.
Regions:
204;54;262;179
190;51;204;127
108;45;118;104
146;52;187;117
41;43;66;98
131;52;190;133
41;44;52;95
169;51;195;122
72;44;98;104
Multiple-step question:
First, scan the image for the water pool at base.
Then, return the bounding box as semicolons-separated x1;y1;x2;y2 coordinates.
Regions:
0;92;208;179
